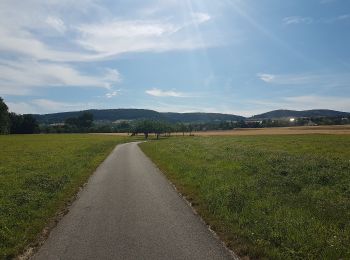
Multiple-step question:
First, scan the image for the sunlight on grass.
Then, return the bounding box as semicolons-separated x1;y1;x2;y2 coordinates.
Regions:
140;135;350;259
0;134;130;258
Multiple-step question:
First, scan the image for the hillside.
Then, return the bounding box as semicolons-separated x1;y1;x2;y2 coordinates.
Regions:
33;108;350;124
33;109;244;124
251;109;350;119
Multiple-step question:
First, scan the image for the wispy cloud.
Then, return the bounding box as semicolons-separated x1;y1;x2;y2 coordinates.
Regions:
7;98;97;114
45;16;66;33
145;88;189;97
191;12;211;24
257;72;350;86
250;95;350;112
105;90;120;98
75;14;212;57
284;95;350;111
0;59;121;95
283;14;350;25
0;0;216;97
325;14;350;23
257;73;276;83
283;16;313;25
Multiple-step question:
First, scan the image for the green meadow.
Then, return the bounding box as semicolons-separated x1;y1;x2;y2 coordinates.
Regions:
0;134;129;258
140;135;350;259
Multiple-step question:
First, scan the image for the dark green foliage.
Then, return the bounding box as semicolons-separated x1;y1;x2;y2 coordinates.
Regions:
9;113;39;134
252;109;350;119
141;135;350;259
33;109;244;124
32;107;350;133
131;120;174;139
0;97;10;134
65;112;93;129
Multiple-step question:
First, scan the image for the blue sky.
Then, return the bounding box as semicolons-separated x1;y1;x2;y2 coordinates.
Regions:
0;0;349;116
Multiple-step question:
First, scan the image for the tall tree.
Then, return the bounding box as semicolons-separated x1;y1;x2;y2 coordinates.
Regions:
0;97;10;134
9;113;39;134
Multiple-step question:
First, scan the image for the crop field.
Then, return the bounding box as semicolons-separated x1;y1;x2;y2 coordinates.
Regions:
140;135;350;259
192;125;350;136
0;134;130;258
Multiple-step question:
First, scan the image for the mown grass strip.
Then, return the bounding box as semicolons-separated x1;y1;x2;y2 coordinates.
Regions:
0;134;132;259
140;135;350;259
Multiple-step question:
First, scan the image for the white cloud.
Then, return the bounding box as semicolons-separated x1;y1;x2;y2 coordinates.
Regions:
337;14;350;20
0;1;214;63
0;0;222;113
0;27;95;62
6;101;39;114
325;14;350;23
45;16;66;33
257;72;350;86
6;99;82;114
31;99;84;113
283;14;350;25
0;59;121;95
249;95;350;113
191;12;211;24
283;16;313;25
284;95;350;111
75;15;212;57
257;73;275;83
7;98;99;114
105;91;119;98
145;88;188;97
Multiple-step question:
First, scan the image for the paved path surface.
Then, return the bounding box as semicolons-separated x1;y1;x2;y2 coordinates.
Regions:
34;142;235;260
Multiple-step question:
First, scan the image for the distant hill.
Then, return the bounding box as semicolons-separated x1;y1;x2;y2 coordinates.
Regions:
33;108;350;124
162;112;244;123
33;109;244;124
251;109;350;119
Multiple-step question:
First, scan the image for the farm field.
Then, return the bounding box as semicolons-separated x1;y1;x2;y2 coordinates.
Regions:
193;125;350;136
140;135;350;259
95;125;350;137
0;134;130;258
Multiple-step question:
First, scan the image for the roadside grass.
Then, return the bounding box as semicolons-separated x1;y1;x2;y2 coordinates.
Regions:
0;134;133;259
140;135;350;259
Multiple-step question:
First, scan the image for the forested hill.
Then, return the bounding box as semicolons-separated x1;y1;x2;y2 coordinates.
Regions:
251;109;350;119
33;109;245;124
33;108;350;124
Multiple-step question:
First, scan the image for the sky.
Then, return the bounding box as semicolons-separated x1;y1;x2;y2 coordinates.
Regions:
0;0;349;116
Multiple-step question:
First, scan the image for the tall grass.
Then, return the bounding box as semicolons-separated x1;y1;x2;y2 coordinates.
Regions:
140;135;350;259
0;134;129;258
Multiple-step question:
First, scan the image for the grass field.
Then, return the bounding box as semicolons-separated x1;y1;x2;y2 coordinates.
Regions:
0;134;130;259
140;135;350;259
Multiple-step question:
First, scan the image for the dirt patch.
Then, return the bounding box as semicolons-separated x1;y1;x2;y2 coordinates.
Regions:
90;133;129;136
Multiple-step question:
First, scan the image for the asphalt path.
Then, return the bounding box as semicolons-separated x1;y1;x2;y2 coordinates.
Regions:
34;142;236;260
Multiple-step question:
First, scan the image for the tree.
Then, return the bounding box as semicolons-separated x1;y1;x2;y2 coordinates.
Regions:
137;120;153;139
0;97;10;134
178;123;187;136
21;114;39;134
65;112;94;131
188;124;194;136
78;112;93;128
9;113;38;134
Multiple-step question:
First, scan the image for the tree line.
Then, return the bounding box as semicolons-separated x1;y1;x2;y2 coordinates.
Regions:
2;96;350;136
0;97;39;134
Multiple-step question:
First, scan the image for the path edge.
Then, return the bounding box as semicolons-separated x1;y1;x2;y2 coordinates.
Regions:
137;142;240;260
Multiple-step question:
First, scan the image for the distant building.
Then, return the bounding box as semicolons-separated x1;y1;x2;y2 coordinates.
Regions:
49;123;65;126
